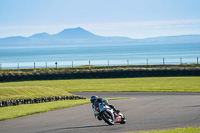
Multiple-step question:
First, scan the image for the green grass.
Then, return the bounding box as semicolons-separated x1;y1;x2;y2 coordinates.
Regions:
0;86;73;101
0;97;129;121
0;99;90;121
0;77;200;97
132;127;200;133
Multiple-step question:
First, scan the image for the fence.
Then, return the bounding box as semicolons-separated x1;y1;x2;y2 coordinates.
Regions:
0;57;199;70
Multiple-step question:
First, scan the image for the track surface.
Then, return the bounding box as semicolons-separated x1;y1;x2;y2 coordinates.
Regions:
0;92;200;133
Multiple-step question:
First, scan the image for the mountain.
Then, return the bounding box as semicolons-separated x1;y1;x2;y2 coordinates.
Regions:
0;27;133;47
0;36;30;45
135;35;200;44
29;33;50;39
0;27;200;47
53;27;99;39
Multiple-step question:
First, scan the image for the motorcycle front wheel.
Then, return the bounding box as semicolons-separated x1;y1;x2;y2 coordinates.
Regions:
120;117;126;124
101;111;114;125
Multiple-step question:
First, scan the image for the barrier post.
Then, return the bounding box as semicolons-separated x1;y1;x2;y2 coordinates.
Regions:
163;58;165;65
89;60;91;69
34;62;36;69
55;62;58;69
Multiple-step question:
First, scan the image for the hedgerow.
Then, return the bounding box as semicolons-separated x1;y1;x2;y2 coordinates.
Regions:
0;64;200;82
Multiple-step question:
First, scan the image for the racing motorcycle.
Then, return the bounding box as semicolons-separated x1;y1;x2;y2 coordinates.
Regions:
93;102;126;125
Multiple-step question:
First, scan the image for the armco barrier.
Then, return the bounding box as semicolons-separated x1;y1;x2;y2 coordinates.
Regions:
0;95;86;107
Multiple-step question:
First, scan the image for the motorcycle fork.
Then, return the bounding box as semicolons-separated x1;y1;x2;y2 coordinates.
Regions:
114;112;118;119
104;111;111;118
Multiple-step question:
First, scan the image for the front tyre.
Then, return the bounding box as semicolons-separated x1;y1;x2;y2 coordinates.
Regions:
120;116;126;124
101;111;114;125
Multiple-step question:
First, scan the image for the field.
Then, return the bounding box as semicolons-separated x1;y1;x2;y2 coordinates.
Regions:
0;77;200;101
0;86;73;101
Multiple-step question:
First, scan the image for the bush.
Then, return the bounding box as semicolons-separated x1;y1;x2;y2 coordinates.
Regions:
0;65;200;82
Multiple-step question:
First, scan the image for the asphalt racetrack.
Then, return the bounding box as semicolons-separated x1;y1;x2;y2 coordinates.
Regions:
0;92;200;133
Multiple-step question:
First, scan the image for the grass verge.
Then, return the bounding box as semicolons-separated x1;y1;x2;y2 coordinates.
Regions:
0;86;73;101
132;127;200;133
0;97;129;121
1;77;200;93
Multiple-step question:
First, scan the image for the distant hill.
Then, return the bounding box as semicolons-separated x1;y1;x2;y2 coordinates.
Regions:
134;35;200;44
52;27;99;39
0;27;200;47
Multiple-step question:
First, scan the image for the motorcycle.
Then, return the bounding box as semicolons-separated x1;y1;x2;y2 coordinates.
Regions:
93;102;126;125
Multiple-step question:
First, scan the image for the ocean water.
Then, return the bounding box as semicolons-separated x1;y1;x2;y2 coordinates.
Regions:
0;43;199;69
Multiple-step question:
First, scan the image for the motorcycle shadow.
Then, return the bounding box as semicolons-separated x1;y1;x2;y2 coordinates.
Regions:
40;124;110;133
60;124;110;130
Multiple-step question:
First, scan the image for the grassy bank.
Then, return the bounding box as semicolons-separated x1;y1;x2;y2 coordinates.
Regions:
0;86;73;101
0;77;200;94
0;99;90;121
132;127;200;133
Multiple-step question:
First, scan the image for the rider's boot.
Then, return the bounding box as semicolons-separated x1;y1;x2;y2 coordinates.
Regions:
114;109;120;114
110;105;120;114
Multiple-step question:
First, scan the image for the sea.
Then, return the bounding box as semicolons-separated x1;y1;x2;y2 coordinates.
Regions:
0;43;199;69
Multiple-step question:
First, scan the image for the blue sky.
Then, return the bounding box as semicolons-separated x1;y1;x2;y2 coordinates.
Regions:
0;0;200;39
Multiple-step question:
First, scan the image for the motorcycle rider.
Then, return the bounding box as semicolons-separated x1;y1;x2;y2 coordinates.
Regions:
90;95;120;120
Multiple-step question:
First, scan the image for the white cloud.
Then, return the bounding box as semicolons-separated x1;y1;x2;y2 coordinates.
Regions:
1;19;200;31
84;19;200;30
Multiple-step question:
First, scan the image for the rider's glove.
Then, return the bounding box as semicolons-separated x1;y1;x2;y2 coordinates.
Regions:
109;105;114;108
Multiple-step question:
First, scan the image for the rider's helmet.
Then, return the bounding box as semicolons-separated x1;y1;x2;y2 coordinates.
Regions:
90;96;98;103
